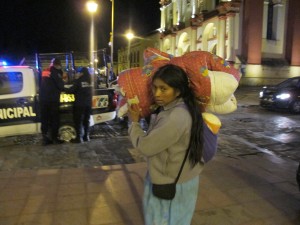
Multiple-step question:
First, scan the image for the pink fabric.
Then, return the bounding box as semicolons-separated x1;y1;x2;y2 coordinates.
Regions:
117;67;153;118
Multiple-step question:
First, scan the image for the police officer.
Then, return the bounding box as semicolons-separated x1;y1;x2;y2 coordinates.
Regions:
65;67;93;143
40;58;65;145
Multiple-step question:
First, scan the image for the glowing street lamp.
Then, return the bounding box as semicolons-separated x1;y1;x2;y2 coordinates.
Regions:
126;32;134;41
86;1;98;13
125;31;135;69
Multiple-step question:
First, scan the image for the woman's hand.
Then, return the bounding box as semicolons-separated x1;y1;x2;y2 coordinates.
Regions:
128;104;141;122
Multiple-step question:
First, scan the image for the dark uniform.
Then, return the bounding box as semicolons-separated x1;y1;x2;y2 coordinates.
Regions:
65;67;92;143
40;59;64;145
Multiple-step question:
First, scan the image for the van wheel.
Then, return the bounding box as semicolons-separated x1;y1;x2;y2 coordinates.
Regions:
58;125;76;142
290;100;300;114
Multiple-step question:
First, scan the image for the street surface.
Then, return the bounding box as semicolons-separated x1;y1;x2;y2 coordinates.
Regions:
218;87;300;162
0;86;299;171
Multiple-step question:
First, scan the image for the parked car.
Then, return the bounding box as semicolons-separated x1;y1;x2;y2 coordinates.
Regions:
259;76;300;113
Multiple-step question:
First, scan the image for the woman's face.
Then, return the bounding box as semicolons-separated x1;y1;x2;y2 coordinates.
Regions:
152;78;180;106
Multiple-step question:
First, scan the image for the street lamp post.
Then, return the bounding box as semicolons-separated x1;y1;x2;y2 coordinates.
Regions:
86;1;98;69
110;0;114;75
126;32;134;69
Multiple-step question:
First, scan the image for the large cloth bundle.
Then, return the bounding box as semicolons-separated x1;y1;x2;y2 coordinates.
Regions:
117;48;241;118
117;67;153;118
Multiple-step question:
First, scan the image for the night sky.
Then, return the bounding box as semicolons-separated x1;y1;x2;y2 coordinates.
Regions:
0;0;161;61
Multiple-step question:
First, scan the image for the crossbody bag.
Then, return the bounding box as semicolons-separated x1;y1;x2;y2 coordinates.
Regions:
152;148;190;200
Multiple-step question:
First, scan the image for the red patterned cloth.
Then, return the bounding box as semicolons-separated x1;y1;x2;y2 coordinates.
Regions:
117;67;154;118
117;48;241;118
170;51;240;104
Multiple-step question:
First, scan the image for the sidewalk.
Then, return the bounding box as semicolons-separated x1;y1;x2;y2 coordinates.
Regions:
0;86;300;225
0;153;299;225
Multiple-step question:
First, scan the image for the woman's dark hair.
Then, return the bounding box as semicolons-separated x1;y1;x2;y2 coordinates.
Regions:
152;64;204;167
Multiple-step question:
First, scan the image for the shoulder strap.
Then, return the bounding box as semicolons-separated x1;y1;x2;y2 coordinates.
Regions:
174;148;190;184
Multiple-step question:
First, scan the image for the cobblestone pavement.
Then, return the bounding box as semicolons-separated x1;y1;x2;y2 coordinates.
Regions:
0;86;299;171
0;87;300;225
0;120;142;171
218;87;300;162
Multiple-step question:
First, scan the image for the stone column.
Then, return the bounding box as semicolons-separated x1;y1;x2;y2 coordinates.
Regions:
160;7;166;31
171;34;176;55
272;3;283;41
176;0;181;24
191;27;197;51
191;0;198;17
173;1;178;26
182;0;187;21
217;15;226;58
286;0;300;65
226;13;235;62
245;0;264;64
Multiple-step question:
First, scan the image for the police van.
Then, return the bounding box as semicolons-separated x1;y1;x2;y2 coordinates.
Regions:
0;52;117;141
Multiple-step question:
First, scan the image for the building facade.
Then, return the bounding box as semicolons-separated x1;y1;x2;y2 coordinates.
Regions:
117;32;161;74
117;0;300;85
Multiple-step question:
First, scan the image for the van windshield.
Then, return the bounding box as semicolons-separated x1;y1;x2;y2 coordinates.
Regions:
0;72;23;95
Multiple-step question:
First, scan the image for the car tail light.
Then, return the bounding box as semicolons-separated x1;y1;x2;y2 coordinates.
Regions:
112;92;118;109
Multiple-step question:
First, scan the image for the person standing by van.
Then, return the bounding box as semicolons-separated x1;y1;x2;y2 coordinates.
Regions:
65;67;93;143
40;58;64;145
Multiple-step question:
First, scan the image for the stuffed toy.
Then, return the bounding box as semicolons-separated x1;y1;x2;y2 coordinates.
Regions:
117;47;241;118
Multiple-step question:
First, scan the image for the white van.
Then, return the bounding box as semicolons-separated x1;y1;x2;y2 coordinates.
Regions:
0;65;117;141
